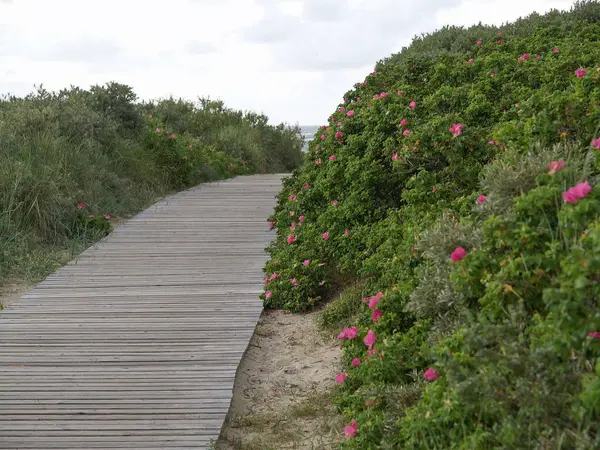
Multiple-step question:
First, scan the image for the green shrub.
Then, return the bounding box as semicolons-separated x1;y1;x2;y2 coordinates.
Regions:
0;83;304;286
262;1;600;447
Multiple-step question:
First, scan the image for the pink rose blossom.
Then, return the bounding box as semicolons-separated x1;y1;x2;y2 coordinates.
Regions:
344;419;357;439
548;160;564;174
424;367;439;381
363;330;376;347
335;373;347;383
351;358;361;367
563;180;592;203
451;247;467;262
372;309;383;323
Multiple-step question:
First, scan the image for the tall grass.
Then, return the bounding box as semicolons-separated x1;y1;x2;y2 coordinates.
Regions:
0;83;304;287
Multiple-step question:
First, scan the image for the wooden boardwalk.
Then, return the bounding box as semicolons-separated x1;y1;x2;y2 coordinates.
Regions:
0;174;284;450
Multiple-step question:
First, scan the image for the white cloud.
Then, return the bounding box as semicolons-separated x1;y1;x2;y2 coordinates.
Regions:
0;0;576;125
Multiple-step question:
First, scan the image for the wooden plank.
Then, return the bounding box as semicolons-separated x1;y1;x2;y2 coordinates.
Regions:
0;174;284;449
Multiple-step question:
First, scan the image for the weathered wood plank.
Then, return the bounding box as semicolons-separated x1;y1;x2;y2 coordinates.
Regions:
0;174;284;449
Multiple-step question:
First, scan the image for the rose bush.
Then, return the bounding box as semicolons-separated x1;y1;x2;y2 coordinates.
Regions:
262;1;600;447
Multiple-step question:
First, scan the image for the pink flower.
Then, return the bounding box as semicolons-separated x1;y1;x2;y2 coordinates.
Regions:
451;247;467;262
155;128;161;133
169;134;175;140
335;131;344;139
409;101;417;110
345;229;350;236
372;309;383;323
77;203;86;209
357;97;361;101
290;211;295;216
476;40;482;46
269;273;280;281
265;290;272;299
320;134;326;140
362;82;367;87
400;119;407;127
332;200;339;207
365;400;376;407
368;292;383;309
303;259;311;266
371;71;376;75
403;129;411;137
339;106;345;112
489;140;496;145
380;92;388;99
591;137;600;149
449;123;464;136
289;194;296;201
290;222;296;231
338;326;359;340
468;58;474;63
553;47;559;53
497;39;503;44
490;72;495;77
104;214;111;220
548;160;564;174
563;180;592;203
290;278;298;287
347;110;355;117
518;53;530;61
148;114;153;118
337;121;342;127
368;348;379;356
575;69;587;78
323;232;330;240
477;194;486;204
351;358;361;367
303;183;310;189
424;367;439;381
392;152;399;161
373;94;380;99
588;331;600;339
364;330;376;347
335;373;347;383
319;281;325;286
344;419;357;439
299;215;305;222
287;235;297;245
314;159;322;166
329;154;336;161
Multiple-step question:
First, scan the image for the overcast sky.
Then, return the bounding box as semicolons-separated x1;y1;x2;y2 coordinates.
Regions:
0;0;574;125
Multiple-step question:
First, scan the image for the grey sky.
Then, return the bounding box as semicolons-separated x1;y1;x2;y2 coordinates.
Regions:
0;0;575;124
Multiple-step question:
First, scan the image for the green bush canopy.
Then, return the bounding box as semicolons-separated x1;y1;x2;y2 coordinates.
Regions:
262;1;600;448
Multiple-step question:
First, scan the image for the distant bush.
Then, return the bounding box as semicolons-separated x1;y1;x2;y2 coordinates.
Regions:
262;1;600;447
0;83;303;285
